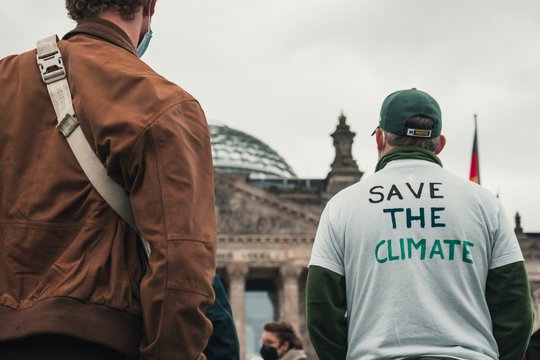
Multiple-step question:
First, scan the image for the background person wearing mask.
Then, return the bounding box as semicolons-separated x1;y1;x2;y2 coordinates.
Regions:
260;321;307;360
0;0;216;359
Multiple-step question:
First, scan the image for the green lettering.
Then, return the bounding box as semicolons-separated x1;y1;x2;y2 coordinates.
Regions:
443;239;461;260
463;241;474;264
375;240;387;263
429;239;444;259
388;240;399;261
383;208;404;229
400;238;405;260
431;207;446;228
406;207;425;228
407;238;426;260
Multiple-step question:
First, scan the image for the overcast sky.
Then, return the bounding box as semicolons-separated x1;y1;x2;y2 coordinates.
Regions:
1;1;539;232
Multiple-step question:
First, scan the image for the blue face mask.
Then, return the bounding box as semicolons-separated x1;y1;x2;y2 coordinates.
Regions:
137;27;153;58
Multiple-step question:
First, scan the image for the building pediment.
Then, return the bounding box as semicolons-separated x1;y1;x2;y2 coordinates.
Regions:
215;173;320;235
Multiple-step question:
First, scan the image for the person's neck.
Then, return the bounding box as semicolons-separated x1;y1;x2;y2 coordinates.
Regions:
379;143;395;157
98;10;143;48
375;146;442;172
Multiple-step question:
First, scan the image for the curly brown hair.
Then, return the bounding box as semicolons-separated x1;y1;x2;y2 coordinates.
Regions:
65;0;149;21
263;321;303;350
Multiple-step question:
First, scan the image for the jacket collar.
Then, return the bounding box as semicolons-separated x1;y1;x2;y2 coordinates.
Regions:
281;349;307;360
63;17;137;56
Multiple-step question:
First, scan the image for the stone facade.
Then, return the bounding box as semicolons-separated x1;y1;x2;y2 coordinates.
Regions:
516;213;540;331
215;174;321;359
214;114;361;359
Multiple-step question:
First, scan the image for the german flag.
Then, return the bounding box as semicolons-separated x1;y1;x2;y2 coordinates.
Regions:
469;115;480;184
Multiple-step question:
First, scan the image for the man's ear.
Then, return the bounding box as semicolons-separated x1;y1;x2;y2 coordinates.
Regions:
375;127;385;153
435;134;446;155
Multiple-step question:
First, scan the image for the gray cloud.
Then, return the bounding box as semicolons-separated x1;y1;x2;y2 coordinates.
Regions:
1;0;538;231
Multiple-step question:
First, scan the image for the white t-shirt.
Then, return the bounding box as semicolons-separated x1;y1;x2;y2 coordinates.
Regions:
309;159;524;360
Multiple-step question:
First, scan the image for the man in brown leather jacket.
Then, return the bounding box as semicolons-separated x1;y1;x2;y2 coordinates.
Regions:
0;0;216;359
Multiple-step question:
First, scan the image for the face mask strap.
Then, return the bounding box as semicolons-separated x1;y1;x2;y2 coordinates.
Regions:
136;17;153;58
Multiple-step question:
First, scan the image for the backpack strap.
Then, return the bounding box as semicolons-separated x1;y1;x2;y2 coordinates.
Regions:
36;35;150;255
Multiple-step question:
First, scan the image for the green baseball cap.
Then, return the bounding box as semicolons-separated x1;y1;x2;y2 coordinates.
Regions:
378;88;442;138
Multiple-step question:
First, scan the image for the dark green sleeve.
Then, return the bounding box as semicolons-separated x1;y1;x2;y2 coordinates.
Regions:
485;261;533;360
306;265;347;360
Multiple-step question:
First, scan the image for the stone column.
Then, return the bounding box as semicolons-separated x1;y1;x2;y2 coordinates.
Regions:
532;281;540;331
279;265;304;332
227;264;249;360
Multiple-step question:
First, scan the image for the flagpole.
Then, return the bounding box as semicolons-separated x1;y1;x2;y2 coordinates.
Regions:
475;114;480;185
469;114;480;184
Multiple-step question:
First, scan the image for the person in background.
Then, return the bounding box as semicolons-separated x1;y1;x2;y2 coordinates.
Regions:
524;329;540;360
0;0;216;358
260;321;307;360
306;88;533;360
205;274;240;360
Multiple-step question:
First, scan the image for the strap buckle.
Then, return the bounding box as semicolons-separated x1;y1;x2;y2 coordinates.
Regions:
37;49;66;84
56;113;79;137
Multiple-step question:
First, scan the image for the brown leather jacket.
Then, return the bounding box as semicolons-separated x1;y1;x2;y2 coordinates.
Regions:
0;18;216;359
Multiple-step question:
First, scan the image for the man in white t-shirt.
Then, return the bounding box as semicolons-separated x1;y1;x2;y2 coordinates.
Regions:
306;88;533;360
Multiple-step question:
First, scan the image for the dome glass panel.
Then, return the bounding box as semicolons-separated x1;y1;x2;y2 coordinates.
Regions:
209;124;296;178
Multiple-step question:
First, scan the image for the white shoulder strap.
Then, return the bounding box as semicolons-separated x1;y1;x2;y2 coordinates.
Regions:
36;35;150;255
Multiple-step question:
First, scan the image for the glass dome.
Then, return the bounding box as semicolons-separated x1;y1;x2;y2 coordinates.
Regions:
209;123;297;178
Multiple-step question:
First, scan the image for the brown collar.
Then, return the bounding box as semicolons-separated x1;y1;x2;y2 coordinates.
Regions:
63;17;137;56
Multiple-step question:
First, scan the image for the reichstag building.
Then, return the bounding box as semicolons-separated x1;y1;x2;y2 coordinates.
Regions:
210;114;540;360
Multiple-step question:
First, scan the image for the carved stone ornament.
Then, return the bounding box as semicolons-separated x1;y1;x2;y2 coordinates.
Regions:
226;264;249;280
215;176;319;235
280;265;305;279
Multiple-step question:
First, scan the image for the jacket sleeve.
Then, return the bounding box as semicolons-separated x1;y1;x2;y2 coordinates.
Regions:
204;274;240;360
128;99;217;359
306;265;348;360
485;261;533;360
